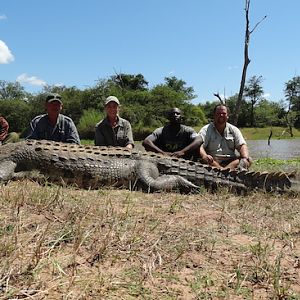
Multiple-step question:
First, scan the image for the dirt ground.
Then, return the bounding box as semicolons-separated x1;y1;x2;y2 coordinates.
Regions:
1;180;300;299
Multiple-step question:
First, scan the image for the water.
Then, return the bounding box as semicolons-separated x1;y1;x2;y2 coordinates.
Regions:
136;139;300;160
247;139;300;160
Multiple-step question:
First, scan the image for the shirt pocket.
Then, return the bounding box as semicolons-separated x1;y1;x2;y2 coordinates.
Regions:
224;136;235;150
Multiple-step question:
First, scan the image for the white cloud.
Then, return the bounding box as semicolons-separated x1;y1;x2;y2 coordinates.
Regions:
228;65;239;70
0;40;14;64
263;93;271;99
16;73;47;87
0;15;7;20
54;82;64;87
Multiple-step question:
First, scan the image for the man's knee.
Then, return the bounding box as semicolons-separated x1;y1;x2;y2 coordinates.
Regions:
2;132;20;144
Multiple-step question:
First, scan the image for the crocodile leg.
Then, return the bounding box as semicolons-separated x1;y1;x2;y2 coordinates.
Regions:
136;160;198;192
0;160;17;182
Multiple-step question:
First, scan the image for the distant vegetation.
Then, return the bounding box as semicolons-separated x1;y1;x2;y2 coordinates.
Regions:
0;74;300;140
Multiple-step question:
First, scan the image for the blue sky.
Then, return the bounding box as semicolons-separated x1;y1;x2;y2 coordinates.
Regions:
1;0;299;104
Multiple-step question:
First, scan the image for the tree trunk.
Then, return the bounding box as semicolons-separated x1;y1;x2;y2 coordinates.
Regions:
232;0;251;125
232;0;266;125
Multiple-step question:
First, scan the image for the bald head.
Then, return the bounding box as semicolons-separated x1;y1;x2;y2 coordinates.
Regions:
167;108;182;124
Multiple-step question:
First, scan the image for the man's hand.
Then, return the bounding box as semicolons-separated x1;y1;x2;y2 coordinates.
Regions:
202;154;214;165
239;157;251;169
170;150;185;158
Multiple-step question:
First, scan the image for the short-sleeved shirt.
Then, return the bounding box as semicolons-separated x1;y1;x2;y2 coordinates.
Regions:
95;117;134;147
26;114;80;144
199;122;246;158
146;124;199;159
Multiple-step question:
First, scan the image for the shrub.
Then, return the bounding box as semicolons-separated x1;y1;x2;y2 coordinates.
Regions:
77;109;102;139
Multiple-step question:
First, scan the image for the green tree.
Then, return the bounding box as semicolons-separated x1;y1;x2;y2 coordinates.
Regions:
164;76;195;99
0;80;27;100
0;99;31;135
244;75;264;126
284;76;300;135
109;73;148;91
254;99;285;127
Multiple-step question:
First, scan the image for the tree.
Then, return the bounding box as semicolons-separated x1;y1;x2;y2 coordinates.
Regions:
164;76;195;99
109;73;148;91
284;76;300;135
244;75;264;126
0;80;27;100
255;99;285;127
0;99;31;134
233;0;267;125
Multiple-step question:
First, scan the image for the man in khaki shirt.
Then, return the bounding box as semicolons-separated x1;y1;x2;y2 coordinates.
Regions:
199;104;251;170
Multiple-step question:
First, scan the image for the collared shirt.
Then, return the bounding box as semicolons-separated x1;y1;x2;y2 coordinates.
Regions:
26;114;80;144
95;116;134;147
146;124;199;159
199;122;246;158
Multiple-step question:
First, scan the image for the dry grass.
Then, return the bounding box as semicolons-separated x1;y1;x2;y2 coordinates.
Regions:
1;181;300;299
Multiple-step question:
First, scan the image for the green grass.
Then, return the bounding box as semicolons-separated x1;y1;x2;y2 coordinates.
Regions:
241;126;300;140
251;157;300;173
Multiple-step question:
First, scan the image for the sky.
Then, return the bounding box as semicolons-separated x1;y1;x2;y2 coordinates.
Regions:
1;0;299;104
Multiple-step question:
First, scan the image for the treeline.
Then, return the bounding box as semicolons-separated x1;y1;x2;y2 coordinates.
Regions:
0;74;299;140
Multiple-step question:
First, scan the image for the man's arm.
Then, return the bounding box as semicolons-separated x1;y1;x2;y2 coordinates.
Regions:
199;144;216;165
124;121;134;149
26;117;40;140
142;135;165;154
66;121;81;144
142;128;168;155
236;143;251;168
238;143;250;159
171;135;203;158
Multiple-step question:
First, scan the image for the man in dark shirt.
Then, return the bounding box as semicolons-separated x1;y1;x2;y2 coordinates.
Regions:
142;108;203;160
27;93;80;144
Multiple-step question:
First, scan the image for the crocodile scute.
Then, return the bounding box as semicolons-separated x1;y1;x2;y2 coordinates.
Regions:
0;140;297;193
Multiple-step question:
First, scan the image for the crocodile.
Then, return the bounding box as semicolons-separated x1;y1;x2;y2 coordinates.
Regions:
0;139;298;193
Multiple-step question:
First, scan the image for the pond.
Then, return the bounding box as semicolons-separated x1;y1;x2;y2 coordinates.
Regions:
247;139;300;160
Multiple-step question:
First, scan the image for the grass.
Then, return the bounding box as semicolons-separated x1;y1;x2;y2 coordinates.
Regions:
240;127;300;140
251;157;300;173
1;175;300;299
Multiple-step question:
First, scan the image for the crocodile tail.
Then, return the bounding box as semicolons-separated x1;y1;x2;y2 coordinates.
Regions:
234;169;297;192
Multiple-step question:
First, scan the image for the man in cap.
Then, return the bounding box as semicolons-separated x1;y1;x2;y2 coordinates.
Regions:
95;96;134;149
26;93;80;144
142;107;203;160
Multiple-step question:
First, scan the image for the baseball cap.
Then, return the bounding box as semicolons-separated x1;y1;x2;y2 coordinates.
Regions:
46;93;63;104
104;96;120;106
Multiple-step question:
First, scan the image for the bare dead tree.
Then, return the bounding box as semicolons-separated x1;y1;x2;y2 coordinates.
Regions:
213;93;225;105
232;0;267;125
